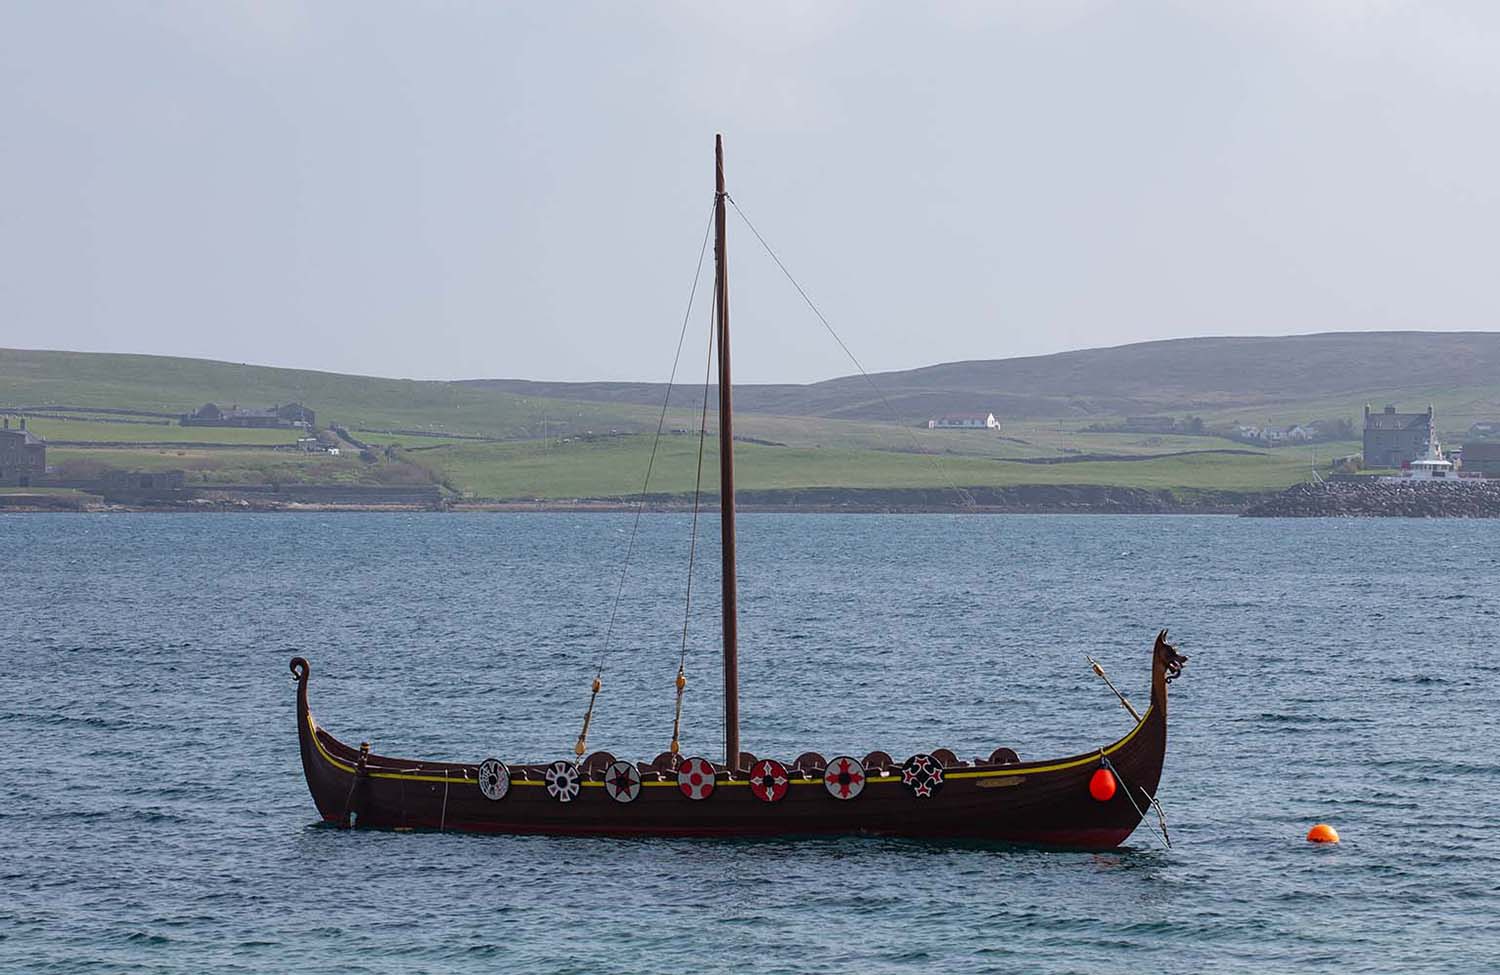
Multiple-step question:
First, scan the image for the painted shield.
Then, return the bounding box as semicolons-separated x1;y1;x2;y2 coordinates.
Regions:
900;753;945;798
544;760;581;803
677;757;717;800
749;758;790;803
823;755;866;801
477;758;510;801
603;760;642;804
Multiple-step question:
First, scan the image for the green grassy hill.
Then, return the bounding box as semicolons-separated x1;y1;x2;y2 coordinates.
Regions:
0;334;1478;502
469;331;1500;427
0;347;663;440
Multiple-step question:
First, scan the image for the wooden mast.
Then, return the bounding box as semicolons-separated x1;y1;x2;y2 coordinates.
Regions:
714;133;741;772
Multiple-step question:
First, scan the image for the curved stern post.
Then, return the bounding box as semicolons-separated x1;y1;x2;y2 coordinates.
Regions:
290;657;352;826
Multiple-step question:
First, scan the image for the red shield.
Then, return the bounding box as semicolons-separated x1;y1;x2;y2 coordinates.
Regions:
749;759;790;803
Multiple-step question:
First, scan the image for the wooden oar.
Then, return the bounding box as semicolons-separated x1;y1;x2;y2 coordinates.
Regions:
1085;654;1142;722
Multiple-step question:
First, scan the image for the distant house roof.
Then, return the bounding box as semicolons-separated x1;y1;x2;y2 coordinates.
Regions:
1462;442;1500;461
935;413;993;422
0;428;44;446
189;403;278;420
1365;409;1430;432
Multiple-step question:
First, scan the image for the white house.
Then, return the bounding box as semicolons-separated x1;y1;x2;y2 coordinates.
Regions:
1253;425;1312;445
928;413;1000;430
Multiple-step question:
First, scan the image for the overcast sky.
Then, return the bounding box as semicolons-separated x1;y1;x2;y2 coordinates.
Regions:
2;2;1498;383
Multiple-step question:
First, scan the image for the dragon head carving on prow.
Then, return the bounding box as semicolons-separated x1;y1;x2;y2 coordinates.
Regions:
1154;629;1187;683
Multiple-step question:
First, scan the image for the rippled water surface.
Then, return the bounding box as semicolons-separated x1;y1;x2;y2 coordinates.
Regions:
3;513;1498;973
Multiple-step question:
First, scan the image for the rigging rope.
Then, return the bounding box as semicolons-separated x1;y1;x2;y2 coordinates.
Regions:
1101;754;1172;849
725;195;976;511
573;197;716;758
670;287;720;757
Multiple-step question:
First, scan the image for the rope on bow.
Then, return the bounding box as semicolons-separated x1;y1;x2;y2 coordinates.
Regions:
1101;754;1172;849
574;677;601;757
669;667;687;756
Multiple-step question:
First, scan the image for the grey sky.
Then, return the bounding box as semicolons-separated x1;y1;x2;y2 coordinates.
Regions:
2;2;1497;383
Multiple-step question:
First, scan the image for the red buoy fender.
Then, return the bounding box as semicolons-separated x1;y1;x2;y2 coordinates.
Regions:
1089;767;1117;802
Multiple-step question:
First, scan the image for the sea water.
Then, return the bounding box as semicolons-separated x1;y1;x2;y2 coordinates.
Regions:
2;513;1496;973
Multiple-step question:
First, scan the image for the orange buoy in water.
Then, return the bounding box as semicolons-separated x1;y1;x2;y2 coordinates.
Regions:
1307;823;1340;844
1088;767;1117;802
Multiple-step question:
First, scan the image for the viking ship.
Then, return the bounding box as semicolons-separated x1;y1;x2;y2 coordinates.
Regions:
289;136;1187;848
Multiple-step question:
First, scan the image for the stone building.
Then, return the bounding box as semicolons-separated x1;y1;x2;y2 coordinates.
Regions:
181;402;315;428
1460;442;1500;477
1122;416;1177;433
1363;404;1433;468
0;417;46;486
927;413;1000;430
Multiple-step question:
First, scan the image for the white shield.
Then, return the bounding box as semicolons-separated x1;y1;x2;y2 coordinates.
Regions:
603;760;642;803
677;757;717;800
477;758;510;801
823;755;866;801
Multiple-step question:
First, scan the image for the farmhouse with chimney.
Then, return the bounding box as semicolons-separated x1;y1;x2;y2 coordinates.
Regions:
0;416;46;486
1363;404;1433;468
927;413;1000;430
181;403;315;429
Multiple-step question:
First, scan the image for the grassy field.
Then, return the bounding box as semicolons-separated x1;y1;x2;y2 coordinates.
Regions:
22;416;299;445
3;344;1437;499
43;446;436;487
418;434;1355;500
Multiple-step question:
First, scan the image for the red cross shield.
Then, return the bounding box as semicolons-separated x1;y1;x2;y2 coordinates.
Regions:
823;755;866;800
749;758;790;803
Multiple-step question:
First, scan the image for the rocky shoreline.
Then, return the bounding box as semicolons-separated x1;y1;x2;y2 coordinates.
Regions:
459;485;1264;514
726;485;1262;513
1243;479;1500;517
44;481;1497;516
0;484;1265;514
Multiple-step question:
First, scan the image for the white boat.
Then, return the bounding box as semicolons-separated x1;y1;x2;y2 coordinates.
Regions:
1382;438;1467;483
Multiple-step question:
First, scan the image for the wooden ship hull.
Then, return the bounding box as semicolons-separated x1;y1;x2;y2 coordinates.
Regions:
290;635;1179;848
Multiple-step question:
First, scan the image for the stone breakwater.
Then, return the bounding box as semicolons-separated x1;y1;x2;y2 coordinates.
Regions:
1243;479;1500;517
474;486;1263;513
726;485;1263;513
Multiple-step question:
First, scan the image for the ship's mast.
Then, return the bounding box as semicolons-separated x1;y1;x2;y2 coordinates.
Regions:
714;134;741;772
